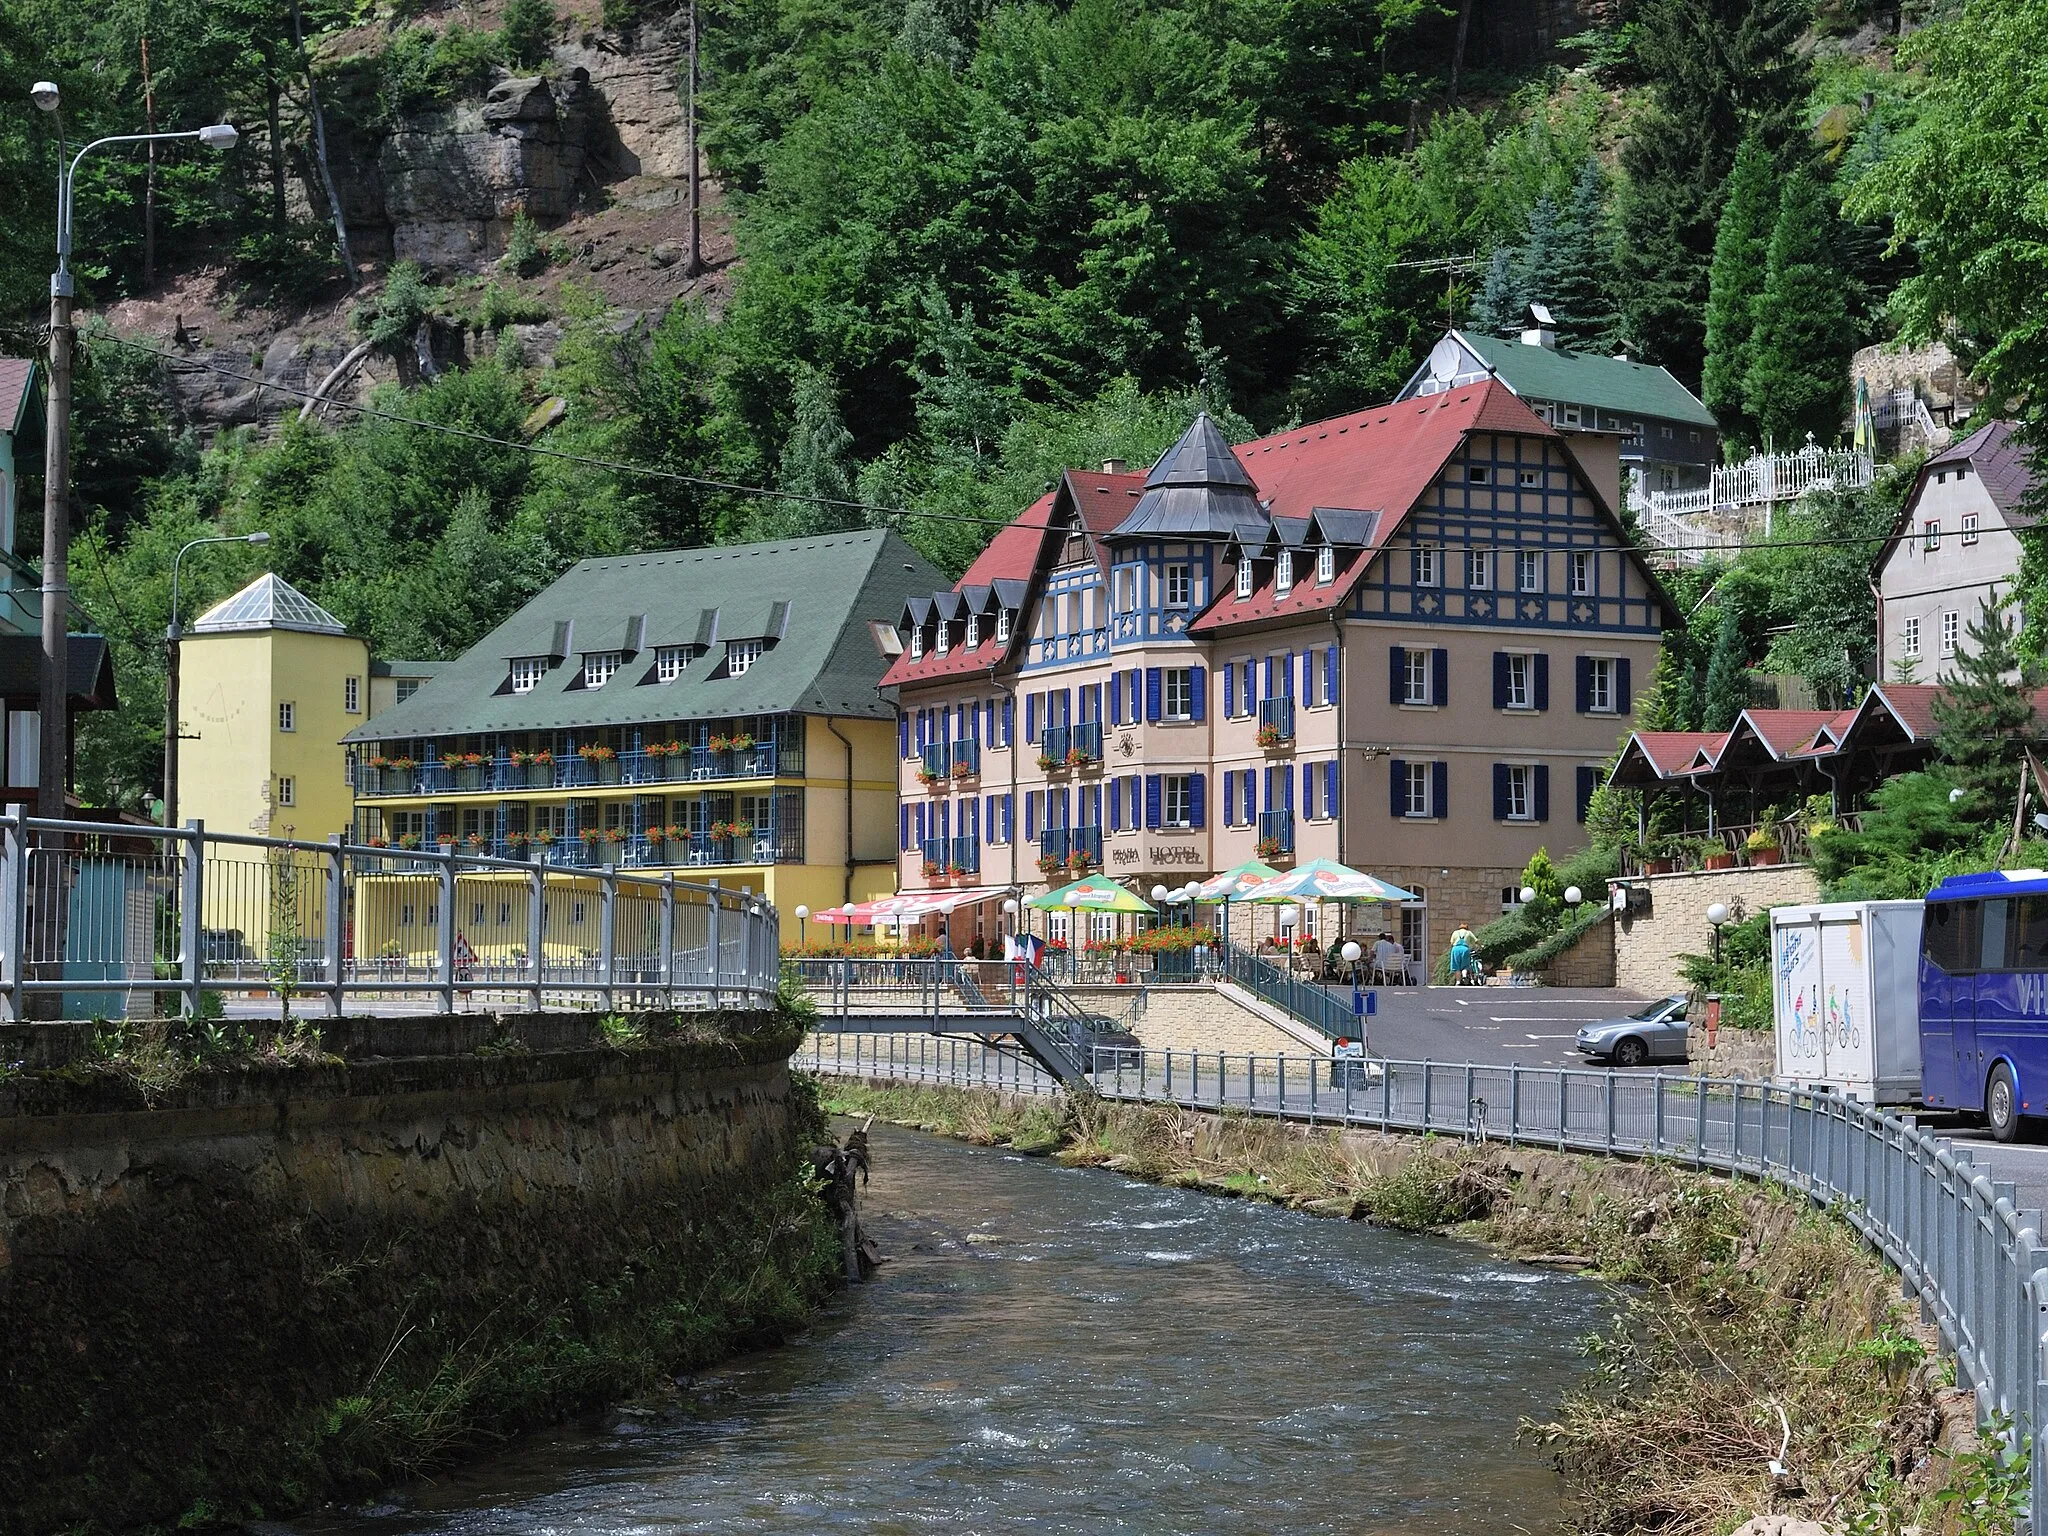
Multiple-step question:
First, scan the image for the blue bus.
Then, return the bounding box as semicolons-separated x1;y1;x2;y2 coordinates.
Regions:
1921;869;2048;1141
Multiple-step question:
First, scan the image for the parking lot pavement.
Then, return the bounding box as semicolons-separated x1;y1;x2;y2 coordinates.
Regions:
1354;984;1664;1070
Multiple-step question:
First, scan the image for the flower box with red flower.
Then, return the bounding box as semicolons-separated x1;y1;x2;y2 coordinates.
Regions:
922;860;945;882
577;742;622;783
434;833;458;849
646;740;688;779
506;831;533;858
951;759;976;781
1037;854;1063;876
946;863;966;879
510;749;555;787
396;833;422;851
533;830;557;849
463;833;488;852
365;836;392;849
707;734;732;754
916;768;941;790
1256;724;1288;751
1254;836;1286;862
1036;753;1059;773
729;732;756;753
1064;747;1089;769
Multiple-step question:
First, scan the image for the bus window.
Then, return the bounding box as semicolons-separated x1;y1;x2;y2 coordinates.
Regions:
1982;898;2014;972
2014;897;2048;969
1924;900;1981;974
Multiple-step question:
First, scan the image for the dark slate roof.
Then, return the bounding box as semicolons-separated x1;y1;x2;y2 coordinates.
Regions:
370;659;445;679
1307;508;1382;546
1110;413;1269;543
1931;420;2037;520
0;359;41;443
1460;331;1716;427
345;530;944;741
0;633;115;709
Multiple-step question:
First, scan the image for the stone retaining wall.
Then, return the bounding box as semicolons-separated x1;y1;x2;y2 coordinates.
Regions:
1610;864;1822;996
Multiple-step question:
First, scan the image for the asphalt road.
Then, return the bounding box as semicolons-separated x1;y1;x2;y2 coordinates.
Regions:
1352;984;1672;1071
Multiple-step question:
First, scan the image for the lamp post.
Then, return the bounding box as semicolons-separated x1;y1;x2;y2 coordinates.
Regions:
1706;901;1731;962
1341;938;1361;984
1519;884;1537;907
163;531;269;827
794;903;808;946
32;81;238;819
1564;885;1583;907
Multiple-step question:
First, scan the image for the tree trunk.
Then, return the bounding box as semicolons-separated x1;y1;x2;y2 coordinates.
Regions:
289;0;356;286
686;0;702;277
141;30;157;289
264;41;287;240
1447;0;1474;104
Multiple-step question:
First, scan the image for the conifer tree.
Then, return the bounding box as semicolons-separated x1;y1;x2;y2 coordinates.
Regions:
1470;247;1522;334
1742;170;1853;449
1548;158;1622;351
500;0;556;70
1701;136;1776;447
1931;595;2043;818
1702;606;1748;731
1516;193;1567;321
761;367;859;538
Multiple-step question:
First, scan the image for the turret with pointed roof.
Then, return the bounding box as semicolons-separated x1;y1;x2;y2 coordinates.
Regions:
1110;412;1269;544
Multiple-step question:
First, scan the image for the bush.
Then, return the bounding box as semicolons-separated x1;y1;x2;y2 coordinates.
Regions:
475;281;552;331
502;212;558;279
382;23;502;119
500;0;557;69
1676;909;1773;1029
352;261;443;349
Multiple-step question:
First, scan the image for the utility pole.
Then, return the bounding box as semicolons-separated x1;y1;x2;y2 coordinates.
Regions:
686;0;702;277
142;31;157;289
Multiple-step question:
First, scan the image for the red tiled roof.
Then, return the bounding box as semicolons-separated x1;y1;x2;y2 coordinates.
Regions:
1788;706;1861;758
1629;731;1731;777
1861;683;1943;742
1733;709;1842;760
958;489;1057;591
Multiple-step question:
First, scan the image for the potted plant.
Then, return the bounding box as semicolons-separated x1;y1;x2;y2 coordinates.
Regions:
464;832;488;853
577;741;621;783
1065;851;1089;876
1065;746;1089;769
506;830;532;858
366;835;391;849
729;818;754;842
947;861;967;879
1036;751;1059;773
951;757;976;780
1747;827;1783;866
730;731;755;753
1256;723;1287;751
1701;836;1738;871
708;733;732;755
510;749;555;788
916;766;941;790
534;829;558;853
386;755;419;792
647;740;687;780
1255;835;1285;862
1644;836;1683;875
922;859;946;882
396;832;423;852
1037;853;1063;877
579;826;604;862
435;832;458;851
601;826;627;865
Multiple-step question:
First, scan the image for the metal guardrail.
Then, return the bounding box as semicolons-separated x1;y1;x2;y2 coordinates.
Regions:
1226;947;1357;1038
0;815;781;1018
804;1031;1062;1094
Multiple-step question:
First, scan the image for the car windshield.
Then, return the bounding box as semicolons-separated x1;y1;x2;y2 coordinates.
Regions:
1629;997;1682;1021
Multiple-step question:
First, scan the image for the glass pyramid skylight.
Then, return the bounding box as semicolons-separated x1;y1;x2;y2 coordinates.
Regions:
190;573;348;636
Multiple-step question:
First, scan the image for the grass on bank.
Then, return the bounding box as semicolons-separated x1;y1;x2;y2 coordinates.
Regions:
824;1079;2020;1536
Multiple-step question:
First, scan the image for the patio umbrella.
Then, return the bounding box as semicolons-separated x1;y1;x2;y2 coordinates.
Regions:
1241;858;1419;904
1024;874;1156;912
1194;859;1281;901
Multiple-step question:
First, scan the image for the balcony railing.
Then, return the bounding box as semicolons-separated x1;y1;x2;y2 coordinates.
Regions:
1257;697;1295;743
1039;827;1071;863
949;836;981;873
1072;824;1103;864
1257;809;1294;856
1040;725;1069;765
360;743;782;798
1071;720;1103;764
920;742;949;780
950;738;980;778
465;822;799;870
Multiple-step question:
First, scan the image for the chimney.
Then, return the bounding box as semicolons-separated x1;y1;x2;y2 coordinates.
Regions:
1101;458;1126;474
1520;302;1557;350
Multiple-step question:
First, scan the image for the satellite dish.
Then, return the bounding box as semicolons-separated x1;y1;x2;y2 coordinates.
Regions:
1427;337;1462;385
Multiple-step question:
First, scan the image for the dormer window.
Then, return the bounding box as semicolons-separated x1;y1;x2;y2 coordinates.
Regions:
936;622;951;655
966;616;981;647
655;646;689;683
995;609;1011;644
1236;560;1253;599
909;627;925;660
510;657;548;694
726;639;762;676
1317;544;1335;584
583;651;622;689
1275;552;1293;597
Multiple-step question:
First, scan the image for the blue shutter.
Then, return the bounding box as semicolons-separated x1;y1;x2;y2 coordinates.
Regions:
1300;650;1314;701
1575;658;1591;714
1389;759;1407;818
1145;668;1162;722
1432;648;1449;706
1283;651;1296;697
1191;667;1207;721
1002;697;1013;744
899;715;911;759
942;705;953;744
1109;672;1123;724
1576;766;1596;823
1003;794;1014;842
1190;773;1206;829
1534;764;1551;823
1493;764;1510;821
1109;778;1122;832
916;802;928;841
1534;654;1550;712
1302;761;1315;818
1223;771;1237;826
1060;688;1073;728
1326;760;1340;822
1263;657;1273;698
1145;775;1162;830
1493;652;1509;710
1220;662;1234;718
1026;791;1041;840
1432;761;1448;820
940;800;950;840
900;804;911;849
1026;692;1040;743
1389;646;1404;706
1325;646;1338;705
1616;657;1633;715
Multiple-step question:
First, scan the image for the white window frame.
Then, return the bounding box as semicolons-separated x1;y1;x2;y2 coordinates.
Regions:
1941;610;1960;658
1561;403;1583;427
1925;519;1942;552
996;609;1012;644
276;775;295;807
656;646;689;683
1962;513;1980;546
966;616;980;648
583;651;622;689
278;700;296;733
343;676;360;714
1165;562;1192;608
1403;761;1431;818
1275;552;1293;597
1317;544;1335;584
1413;546;1438;587
510;657;547;694
909;627;925;661
1903;616;1921;658
1162;775;1194;829
1402;648;1431;707
1570;551;1592;596
1586;657;1616;714
1516;550;1540;592
1464;549;1489;590
1504;653;1531;710
936;622;950;655
1236;559;1254;599
396;678;421;703
727;639;763;675
1504;764;1532;821
1519;467;1540;487
1467;464;1491;484
1162;668;1194;721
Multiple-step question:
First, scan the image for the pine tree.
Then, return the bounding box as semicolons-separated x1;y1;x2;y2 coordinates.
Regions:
1701;136;1776;447
1742;170;1853;449
500;0;556;70
1702;606;1748;731
762;367;859;538
1516;194;1567;320
1548;158;1622;352
1931;595;2043;818
1470;246;1522;334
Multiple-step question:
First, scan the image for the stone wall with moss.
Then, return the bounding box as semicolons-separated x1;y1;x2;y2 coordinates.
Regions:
0;1009;837;1535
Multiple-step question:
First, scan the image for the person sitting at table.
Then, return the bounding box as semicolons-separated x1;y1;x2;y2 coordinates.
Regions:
1373;934;1407;984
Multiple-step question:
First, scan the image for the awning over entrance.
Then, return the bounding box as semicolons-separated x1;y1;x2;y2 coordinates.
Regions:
814;885;1014;924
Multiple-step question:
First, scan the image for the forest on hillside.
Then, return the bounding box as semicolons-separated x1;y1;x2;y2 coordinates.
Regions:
0;0;2041;812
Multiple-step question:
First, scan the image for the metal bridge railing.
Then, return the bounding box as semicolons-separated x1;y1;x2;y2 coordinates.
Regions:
0;815;781;1017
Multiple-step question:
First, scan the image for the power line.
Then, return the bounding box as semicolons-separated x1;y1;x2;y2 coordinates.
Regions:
100;333;1905;562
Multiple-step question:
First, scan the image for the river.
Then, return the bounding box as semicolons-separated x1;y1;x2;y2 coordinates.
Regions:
308;1124;1607;1534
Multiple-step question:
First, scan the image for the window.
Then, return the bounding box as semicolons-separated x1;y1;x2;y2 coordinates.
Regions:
1236;560;1254;599
510;658;547;694
276;775;295;807
1275;552;1293;596
909;627;924;660
1317;544;1335;583
344;676;360;714
656;646;689;682
1504;653;1531;709
726;639;763;675
278;701;296;733
1925;519;1942;552
996;609;1012;644
400;902;416;928
1464;549;1489;590
1561;403;1582;427
1162;775;1194;828
936;621;950;655
1403;761;1431;817
1165;562;1192;607
583;651;621;689
1570;551;1592;596
396;678;421;703
1503;765;1533;820
1903;616;1921;657
1519;468;1540;487
1163;668;1194;721
1516;551;1540;592
1626;422;1646;446
1586;657;1616;713
1403;648;1431;706
1412;546;1438;587
1467;464;1491;484
966;616;981;648
572;899;587;924
1963;513;1980;545
1942;610;1960;657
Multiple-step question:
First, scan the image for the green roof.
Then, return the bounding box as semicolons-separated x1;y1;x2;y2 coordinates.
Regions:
344;530;944;742
1461;331;1716;428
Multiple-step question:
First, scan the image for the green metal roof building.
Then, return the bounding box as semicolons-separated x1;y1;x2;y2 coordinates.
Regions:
344;529;946;939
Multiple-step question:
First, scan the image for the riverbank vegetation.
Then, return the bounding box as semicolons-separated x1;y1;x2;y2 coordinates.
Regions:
825;1080;2009;1533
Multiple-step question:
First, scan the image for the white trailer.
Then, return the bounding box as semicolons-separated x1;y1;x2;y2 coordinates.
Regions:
1770;900;1924;1104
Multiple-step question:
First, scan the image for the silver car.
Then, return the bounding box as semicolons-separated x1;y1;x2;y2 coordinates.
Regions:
1575;995;1690;1067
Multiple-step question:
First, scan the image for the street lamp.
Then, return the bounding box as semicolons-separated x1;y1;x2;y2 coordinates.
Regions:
1341;938;1361;982
1519;884;1537;906
794;904;808;945
1564;886;1583;906
1706;901;1731;962
34;79;237;819
162;531;269;827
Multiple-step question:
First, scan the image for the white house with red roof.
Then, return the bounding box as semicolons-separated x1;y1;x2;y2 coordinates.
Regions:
881;380;1676;958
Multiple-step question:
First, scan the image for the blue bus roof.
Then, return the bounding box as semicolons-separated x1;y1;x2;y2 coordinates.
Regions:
1927;868;2048;901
